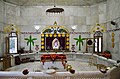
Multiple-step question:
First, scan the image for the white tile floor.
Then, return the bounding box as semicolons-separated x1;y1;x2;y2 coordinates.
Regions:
6;60;98;72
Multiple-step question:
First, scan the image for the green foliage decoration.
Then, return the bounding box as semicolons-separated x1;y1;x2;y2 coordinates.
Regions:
74;35;86;51
24;35;37;52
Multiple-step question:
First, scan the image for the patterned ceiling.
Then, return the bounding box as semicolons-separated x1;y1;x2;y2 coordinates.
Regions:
3;0;107;6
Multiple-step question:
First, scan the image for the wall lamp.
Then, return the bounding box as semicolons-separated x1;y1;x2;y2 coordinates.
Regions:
71;25;77;32
34;25;40;33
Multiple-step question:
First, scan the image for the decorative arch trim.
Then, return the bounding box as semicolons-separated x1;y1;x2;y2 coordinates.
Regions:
42;22;69;34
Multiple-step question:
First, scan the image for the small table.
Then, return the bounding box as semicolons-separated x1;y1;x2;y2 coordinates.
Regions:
41;54;67;65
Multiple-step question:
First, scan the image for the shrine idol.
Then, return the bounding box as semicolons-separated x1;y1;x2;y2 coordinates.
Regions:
52;38;60;49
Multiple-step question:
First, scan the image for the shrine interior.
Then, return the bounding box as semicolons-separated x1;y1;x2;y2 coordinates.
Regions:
0;0;120;79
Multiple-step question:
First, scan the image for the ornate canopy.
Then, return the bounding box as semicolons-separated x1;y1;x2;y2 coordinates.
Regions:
42;21;69;34
41;21;70;52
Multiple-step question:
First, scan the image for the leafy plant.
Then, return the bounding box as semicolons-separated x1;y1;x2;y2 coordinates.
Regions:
104;50;111;54
74;35;86;51
24;35;37;52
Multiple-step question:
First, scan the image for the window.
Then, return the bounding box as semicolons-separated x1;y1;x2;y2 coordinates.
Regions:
94;31;103;53
9;32;18;54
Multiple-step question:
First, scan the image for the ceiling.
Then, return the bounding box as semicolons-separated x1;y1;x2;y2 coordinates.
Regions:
3;0;107;6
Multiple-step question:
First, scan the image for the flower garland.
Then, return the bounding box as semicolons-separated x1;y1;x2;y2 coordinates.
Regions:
1;29;120;35
20;32;41;34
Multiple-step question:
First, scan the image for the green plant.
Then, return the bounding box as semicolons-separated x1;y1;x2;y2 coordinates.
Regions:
74;35;86;51
104;50;111;54
24;35;37;52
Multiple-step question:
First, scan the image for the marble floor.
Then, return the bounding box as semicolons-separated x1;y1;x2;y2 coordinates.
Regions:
6;60;98;72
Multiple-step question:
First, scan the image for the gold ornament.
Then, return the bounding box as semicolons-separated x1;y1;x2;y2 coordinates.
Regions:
66;38;69;41
66;65;72;71
111;38;114;42
41;34;44;37
62;34;65;37
50;34;52;37
41;38;44;41
46;34;48;37
66;34;69;37
112;43;114;48
54;34;57;37
41;42;44;45
4;24;20;34
58;34;61;37
66;42;69;45
66;46;69;49
41;46;44;49
111;32;115;37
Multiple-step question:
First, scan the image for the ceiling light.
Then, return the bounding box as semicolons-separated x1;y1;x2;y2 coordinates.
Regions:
46;0;64;14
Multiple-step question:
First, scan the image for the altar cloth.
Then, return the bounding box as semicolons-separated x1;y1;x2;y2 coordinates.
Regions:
42;62;64;69
40;54;67;65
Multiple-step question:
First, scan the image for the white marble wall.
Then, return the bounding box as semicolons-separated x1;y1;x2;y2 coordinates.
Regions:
106;0;120;21
19;3;106;31
0;1;108;53
0;1;20;56
106;0;120;60
0;0;5;57
18;2;107;52
4;2;20;25
20;34;41;52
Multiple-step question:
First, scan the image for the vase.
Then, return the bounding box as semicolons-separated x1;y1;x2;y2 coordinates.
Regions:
35;45;39;52
71;45;75;52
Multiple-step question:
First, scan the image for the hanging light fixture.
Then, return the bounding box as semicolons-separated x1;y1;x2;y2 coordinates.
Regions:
34;25;40;33
46;0;64;14
71;25;77;32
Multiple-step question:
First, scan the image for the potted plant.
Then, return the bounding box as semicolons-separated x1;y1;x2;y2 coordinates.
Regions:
102;50;112;59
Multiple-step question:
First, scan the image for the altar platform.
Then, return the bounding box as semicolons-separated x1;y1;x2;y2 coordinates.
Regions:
2;52;120;79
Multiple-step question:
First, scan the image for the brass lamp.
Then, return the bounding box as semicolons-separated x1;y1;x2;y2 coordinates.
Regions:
66;65;75;74
66;65;72;71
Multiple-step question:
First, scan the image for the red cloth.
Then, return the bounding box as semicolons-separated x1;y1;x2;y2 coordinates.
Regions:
41;54;66;65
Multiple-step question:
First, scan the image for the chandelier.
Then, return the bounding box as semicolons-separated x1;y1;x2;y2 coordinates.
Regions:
46;0;64;14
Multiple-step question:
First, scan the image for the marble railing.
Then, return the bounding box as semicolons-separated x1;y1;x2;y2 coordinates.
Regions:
95;54;116;67
0;71;106;79
0;63;120;79
10;52;117;67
